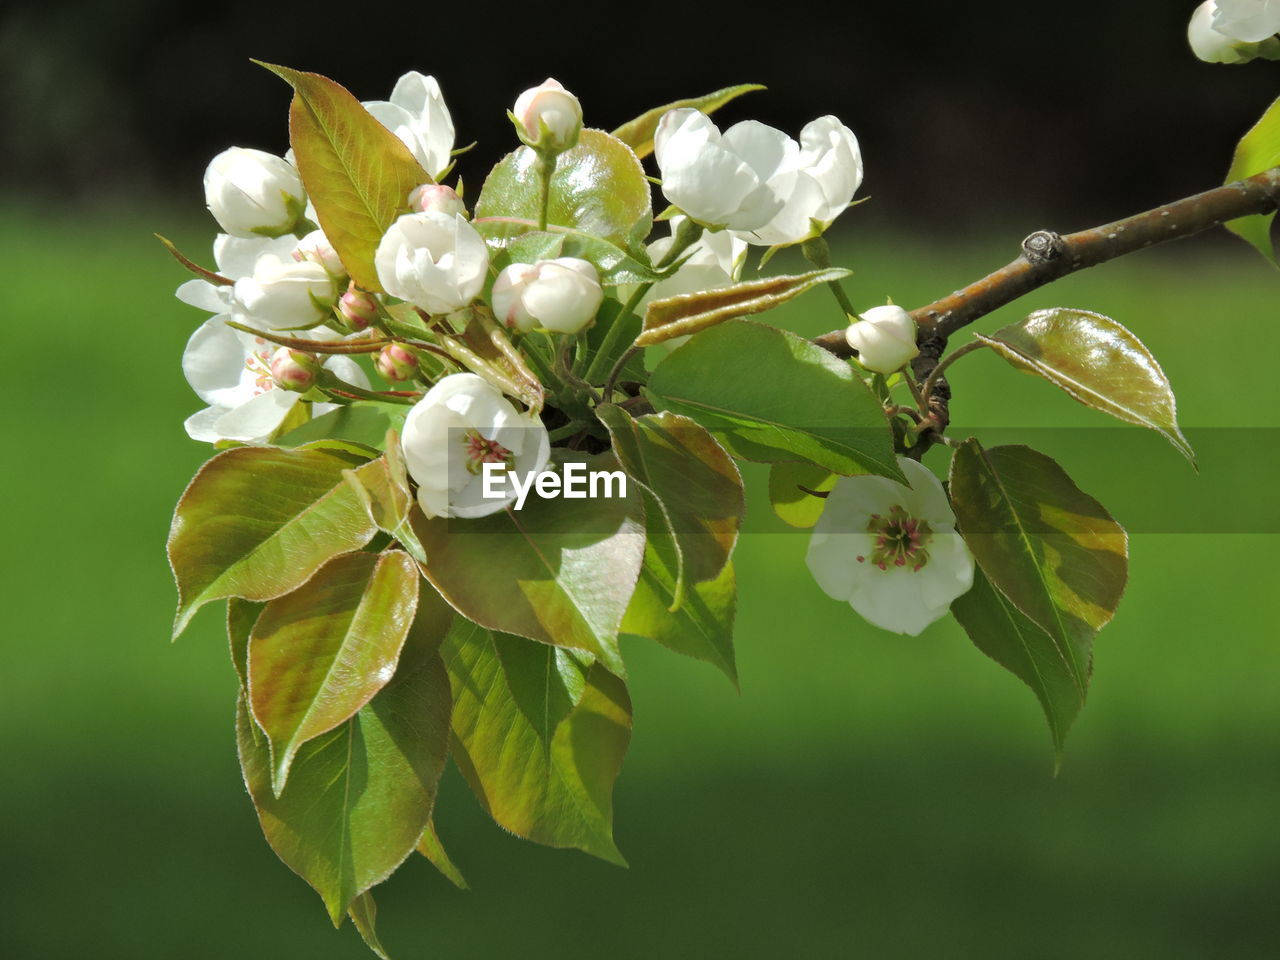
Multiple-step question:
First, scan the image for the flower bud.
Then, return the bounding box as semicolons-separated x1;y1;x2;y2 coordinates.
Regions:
491;257;603;334
512;79;583;154
408;183;467;218
1188;1;1280;62
376;343;419;382
292;230;345;277
232;254;337;329
374;212;489;315
845;305;920;374
338;283;380;331
270;347;321;392
204;147;305;238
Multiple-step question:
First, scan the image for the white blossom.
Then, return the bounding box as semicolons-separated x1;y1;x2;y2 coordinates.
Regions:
400;373;550;518
807;457;975;636
1213;0;1280;42
203;147;304;238
513;78;583;153
749;117;863;247
1189;0;1280;61
845;305;920;374
364;72;456;180
231;253;337;330
491;257;603;334
181;320;368;444
374;212;488;315
174;234;297;315
653;109;797;232
292;229;345;278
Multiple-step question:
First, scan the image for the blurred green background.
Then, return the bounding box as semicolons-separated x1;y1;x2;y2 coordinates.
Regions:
3;197;1277;957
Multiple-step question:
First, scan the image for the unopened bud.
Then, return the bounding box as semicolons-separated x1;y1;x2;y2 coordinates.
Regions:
376;343;419;382
512;79;582;154
339;283;379;331
408;183;467;218
270;347;321;392
845;305;920;375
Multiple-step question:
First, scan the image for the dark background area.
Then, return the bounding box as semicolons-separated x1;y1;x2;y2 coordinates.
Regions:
3;0;1277;227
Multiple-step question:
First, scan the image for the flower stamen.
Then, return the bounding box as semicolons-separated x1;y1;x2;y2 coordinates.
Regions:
866;504;933;572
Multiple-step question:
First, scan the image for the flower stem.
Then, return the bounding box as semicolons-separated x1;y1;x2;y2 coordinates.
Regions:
921;340;986;402
535;152;555;231
801;235;861;322
318;372;418;405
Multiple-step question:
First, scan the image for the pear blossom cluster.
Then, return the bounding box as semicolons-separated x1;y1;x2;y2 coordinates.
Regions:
173;68;979;637
1188;0;1280;63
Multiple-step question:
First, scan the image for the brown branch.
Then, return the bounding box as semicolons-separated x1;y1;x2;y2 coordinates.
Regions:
814;166;1280;357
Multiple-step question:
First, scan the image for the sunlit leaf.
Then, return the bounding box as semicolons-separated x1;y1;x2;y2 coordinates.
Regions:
169;443;377;637
1224;95;1280;263
635;268;848;346
348;892;391;960
949;440;1128;702
474;130;650;249
416;818;468;890
977;308;1194;464
345;436;427;564
247;550;421;793
238;624;451;925
258;62;429;290
646;320;902;481
444;620;631;864
767;461;838;529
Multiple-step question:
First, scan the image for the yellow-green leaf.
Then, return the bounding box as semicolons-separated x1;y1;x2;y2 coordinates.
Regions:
977;308;1194;465
1225;95;1280;263
636;268;849;346
258;62;429;290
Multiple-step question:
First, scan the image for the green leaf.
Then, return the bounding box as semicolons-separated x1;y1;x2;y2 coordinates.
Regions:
169;443;377;637
951;567;1083;768
596;406;742;608
611;84;766;160
416;818;468;889
237;623;451;925
228;598;263;691
443;620;631;864
1224;95;1280;263
474;129;651;250
977;308;1194;465
277;402;409;451
579;299;643;383
345;438;427;564
258;62;429;291
247;550;421;794
646;320;903;481
948;440;1128;701
348;891;391;960
411;454;645;676
768;461;839;529
635;268;850;347
621;515;738;686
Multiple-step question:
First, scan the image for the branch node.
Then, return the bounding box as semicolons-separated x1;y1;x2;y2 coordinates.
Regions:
1021;229;1066;264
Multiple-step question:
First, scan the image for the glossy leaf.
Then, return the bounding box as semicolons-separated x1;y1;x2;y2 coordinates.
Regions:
977;308;1194;464
237;626;451;925
635;268;849;346
277;403;409;450
612;84;766;160
348;892;390;960
768;461;838;529
474;129;651;249
345;437;427;564
1224;95;1280;263
248;550;420;794
169;443;377;637
597;405;742;607
416;818;468;889
259;62;429;290
949;440;1128;700
646;320;902;481
412;454;644;676
621;510;738;686
952;567;1084;767
444;620;631;864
